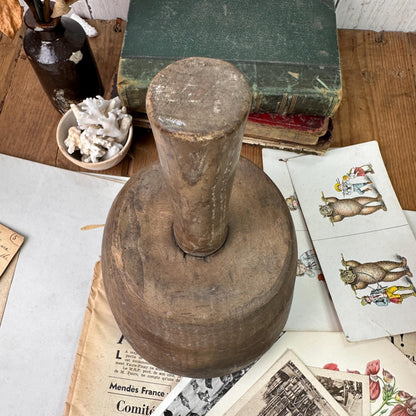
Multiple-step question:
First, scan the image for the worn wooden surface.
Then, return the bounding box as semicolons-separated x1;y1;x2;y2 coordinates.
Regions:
102;158;297;377
102;56;297;376
146;57;252;256
332;30;416;211
0;23;414;211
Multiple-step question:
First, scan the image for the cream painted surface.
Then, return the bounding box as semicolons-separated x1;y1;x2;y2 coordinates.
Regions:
335;0;416;32
71;0;130;20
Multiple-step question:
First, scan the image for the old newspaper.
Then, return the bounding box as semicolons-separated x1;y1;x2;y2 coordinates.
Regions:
64;262;181;416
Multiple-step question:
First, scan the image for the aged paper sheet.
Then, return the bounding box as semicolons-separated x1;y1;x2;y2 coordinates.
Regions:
0;223;24;323
0;223;24;277
0;154;127;416
208;349;348;416
210;332;416;416
65;262;181;416
0;254;19;324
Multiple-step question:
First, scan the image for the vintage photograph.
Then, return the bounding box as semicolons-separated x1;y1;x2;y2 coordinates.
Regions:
311;367;370;416
153;367;252;416
207;349;348;416
242;332;416;416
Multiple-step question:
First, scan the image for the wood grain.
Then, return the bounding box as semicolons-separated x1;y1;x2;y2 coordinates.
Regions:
86;19;126;99
102;158;297;377
146;57;252;256
102;56;297;377
0;48;61;167
0;27;24;112
332;30;416;211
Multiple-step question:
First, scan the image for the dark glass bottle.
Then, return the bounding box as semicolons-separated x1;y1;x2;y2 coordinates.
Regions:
23;9;103;114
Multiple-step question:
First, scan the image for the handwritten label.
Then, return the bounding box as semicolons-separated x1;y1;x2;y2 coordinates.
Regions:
0;224;24;278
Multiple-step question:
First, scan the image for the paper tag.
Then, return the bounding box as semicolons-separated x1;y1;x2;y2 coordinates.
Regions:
0;224;24;278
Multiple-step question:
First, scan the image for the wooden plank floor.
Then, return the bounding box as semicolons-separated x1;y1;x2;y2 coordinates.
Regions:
332;30;416;211
0;23;414;210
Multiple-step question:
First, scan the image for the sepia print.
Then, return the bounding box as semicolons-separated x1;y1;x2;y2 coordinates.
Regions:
311;367;370;416
209;350;348;416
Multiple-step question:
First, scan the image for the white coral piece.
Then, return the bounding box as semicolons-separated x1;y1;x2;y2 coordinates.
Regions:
64;126;82;154
66;96;132;163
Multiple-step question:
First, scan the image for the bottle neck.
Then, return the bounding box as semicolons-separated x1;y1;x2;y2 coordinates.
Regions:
24;8;62;33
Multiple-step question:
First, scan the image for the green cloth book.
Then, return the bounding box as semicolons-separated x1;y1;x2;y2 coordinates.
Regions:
118;0;342;117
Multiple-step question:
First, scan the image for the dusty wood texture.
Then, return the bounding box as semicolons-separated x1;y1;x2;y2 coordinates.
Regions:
0;27;414;209
103;57;296;376
0;27;24;112
0;28;58;167
0;48;62;167
146;57;252;256
102;157;297;377
332;30;416;211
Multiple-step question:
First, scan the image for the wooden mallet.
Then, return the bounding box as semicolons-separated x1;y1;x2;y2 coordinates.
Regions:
102;57;297;377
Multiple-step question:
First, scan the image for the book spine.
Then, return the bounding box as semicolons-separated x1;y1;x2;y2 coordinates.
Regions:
118;59;342;117
251;91;341;117
244;62;342;117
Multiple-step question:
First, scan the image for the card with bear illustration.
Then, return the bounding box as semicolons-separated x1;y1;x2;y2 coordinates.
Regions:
263;141;416;341
287;141;406;240
313;227;416;341
286;141;416;341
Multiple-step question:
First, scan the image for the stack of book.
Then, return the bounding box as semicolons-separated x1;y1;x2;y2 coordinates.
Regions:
245;113;334;155
117;0;342;154
131;112;334;155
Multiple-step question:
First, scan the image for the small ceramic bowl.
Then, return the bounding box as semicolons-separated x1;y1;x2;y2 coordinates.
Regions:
56;109;133;171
